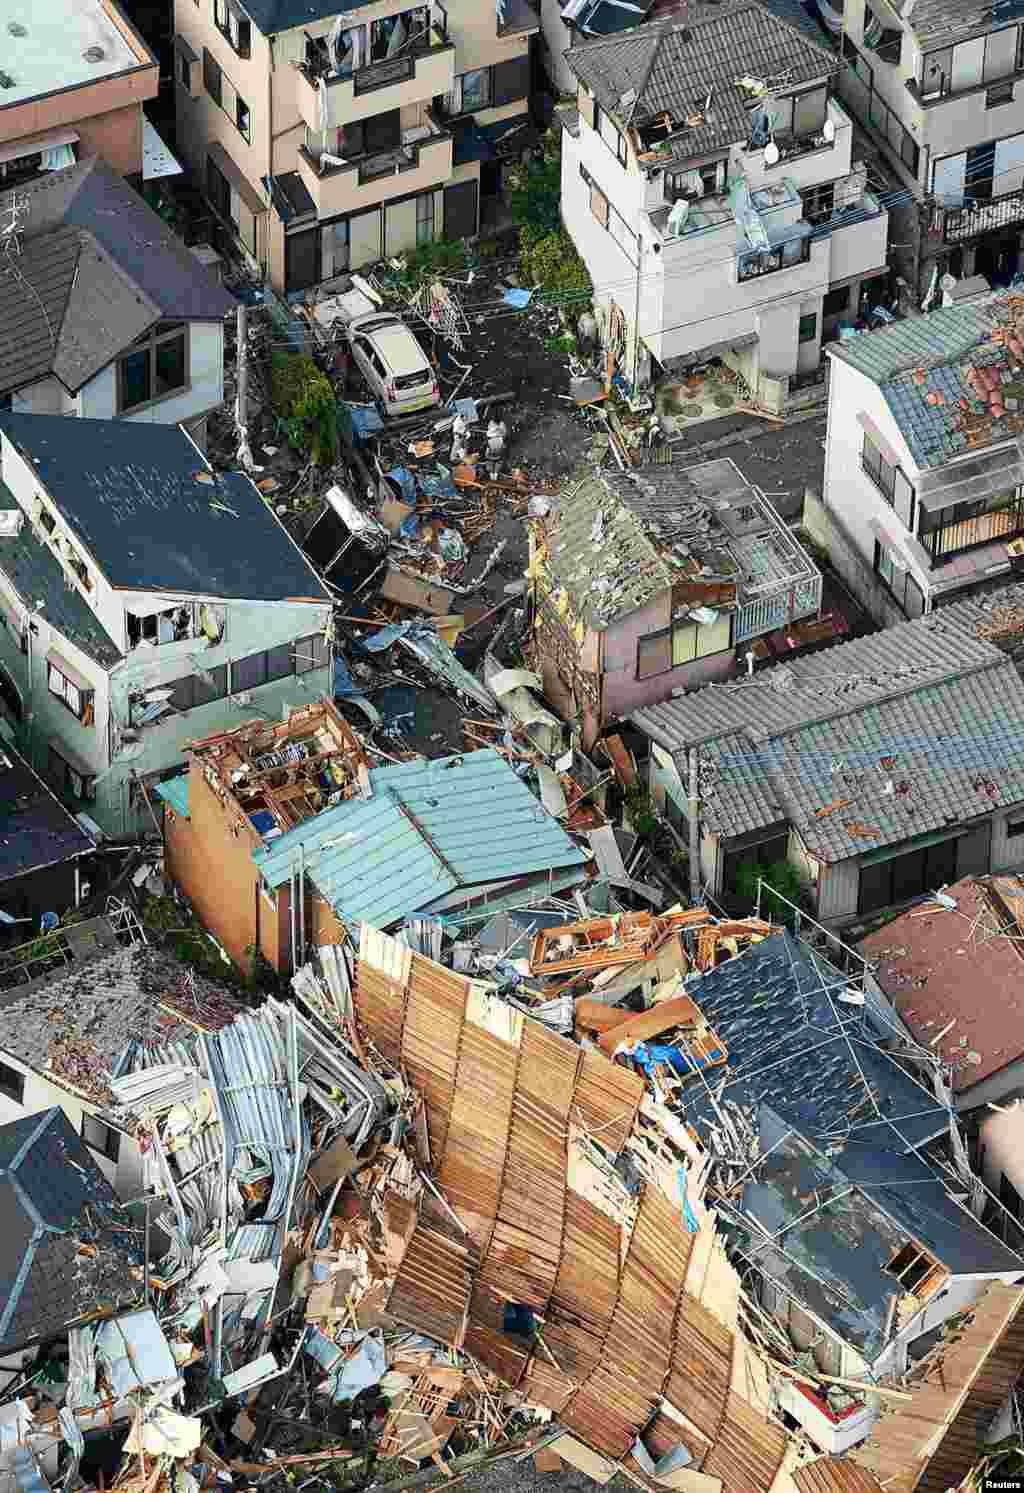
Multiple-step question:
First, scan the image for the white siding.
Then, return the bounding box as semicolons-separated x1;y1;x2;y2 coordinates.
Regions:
78;320;225;426
0;1054;143;1197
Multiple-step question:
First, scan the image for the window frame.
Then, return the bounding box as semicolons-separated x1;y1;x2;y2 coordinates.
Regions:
1006;813;1024;839
0;1059;24;1104
637;615;733;679
235;91;251;142
456;66;491;113
987;79;1015;107
81;1112;121;1163
202;47;223;105
116;322;190;415
48;745;96;802
47;661;93;723
861;430;897;503
872;540;926;617
294;632;330;675
416;190;434;246
798;312;818;343
594;104;627;165
213;0;251;57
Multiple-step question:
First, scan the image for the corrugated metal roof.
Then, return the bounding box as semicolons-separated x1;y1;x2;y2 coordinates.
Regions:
253;750;587;929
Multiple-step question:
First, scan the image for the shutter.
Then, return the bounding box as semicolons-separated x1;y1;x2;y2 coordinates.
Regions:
984;25;1018;81
386;197;418;255
349;207;382;267
492;54;530;107
286;227;319;292
443;180;478;239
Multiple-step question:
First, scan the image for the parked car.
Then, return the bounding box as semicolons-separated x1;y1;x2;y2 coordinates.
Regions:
349;312;439;417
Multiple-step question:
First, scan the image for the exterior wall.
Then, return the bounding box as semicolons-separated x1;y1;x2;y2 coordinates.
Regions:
991;804;1024;872
601;591;738;720
0;74;157;166
445;2;533;75
294;135;453;224
841;0;923;156
801;484;912;628
77;320;225;425
11;379;76;416
0;1057;142;1197
827;208;889;286
814;854;860;923
163;757;266;970
175;0;273;195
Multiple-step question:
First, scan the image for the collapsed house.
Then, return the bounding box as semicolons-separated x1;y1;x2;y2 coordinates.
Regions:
158;703;589;971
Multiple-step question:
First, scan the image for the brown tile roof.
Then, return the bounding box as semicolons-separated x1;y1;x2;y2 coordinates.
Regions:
861;876;1024;1093
793;1461;885;1493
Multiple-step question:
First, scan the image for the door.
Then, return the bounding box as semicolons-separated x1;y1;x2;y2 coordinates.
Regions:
444;179;478;240
285;227;319;292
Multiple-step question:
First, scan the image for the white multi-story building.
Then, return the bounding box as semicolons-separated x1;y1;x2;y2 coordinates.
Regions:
559;5;890;408
834;0;1024;299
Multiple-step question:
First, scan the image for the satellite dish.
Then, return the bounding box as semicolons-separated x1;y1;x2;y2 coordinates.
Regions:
823;118;835;142
764;141;780;166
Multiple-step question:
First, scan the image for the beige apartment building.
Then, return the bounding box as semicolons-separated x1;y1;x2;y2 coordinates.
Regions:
0;0;158;184
173;0;538;293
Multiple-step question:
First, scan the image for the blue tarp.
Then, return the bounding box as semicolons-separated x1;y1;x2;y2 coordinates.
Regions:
387;466;417;501
349;405;385;443
502;288;533;309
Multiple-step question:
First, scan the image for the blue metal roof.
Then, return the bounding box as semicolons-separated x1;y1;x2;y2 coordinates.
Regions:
251;750;587;931
154;775;190;819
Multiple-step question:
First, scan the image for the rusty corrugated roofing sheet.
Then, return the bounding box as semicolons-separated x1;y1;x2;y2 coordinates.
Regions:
793;1460;885;1493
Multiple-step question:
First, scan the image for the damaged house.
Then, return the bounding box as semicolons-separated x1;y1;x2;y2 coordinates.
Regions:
659;930;1024;1487
529;457;822;737
0;743;95;927
0;413;332;836
636;610;1024;920
158;716;588;971
819;294;1024;626
559;2;889;403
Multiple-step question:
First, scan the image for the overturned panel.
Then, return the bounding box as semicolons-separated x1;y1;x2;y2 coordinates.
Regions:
702;1392;787;1493
387;1219;474;1348
574;1048;645;1154
665;1294;734;1444
400;954;469;1166
438;1025;518;1218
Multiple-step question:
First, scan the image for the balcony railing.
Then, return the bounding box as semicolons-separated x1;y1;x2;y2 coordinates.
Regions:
300;22;449;96
922;492;1024;562
943;186;1024;243
733;576;823;645
737;235;810;282
302;116;450;183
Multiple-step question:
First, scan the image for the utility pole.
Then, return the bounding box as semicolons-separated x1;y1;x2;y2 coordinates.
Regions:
688;746;701;905
235;301;254;471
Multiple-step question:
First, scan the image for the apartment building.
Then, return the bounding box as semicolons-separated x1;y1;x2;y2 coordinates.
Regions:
0;0;158;182
560;4;890;409
0;414;332;837
835;0;1024;300
173;0;538;293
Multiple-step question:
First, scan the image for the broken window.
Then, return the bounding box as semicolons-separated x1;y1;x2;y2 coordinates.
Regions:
884;1241;946;1296
48;660;94;724
126;603;221;649
81;1112;121;1162
295;632;331;674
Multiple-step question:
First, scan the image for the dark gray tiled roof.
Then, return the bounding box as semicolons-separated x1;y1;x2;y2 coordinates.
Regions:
0;944;241;1103
0;745;94;885
564;1;840;156
0;158;233;396
238;0;365;37
0;1108;141;1352
0;415;330;602
905;0;1024;49
0;480;122;668
634;613;1024;859
674;935;1022;1357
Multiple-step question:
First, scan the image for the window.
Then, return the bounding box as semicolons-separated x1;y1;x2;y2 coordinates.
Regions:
988;80;1015;107
823;284;850;317
416;191;434;246
800;181;835;224
595;104;627;165
668;159;723;200
862;430;896;502
233;650;268;691
117;323;188;413
203;47;222;105
798;312;818;343
177;48;191;88
776;85;827;139
295;632;330;674
166;667;227;712
738;236;810;280
49;747;96;802
236;92;251;141
214;0;251;55
206;154;235;227
0;1060;24;1104
1006;813;1024;839
321;219;350;279
637;615;732;678
48;660;93;723
873;540;925;616
884;1241;945;1295
893;468;915;529
81;1113;120;1163
459;67;492;111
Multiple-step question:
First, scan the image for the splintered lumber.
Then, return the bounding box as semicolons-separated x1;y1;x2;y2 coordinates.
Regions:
596;995;728;1066
529;908;712;977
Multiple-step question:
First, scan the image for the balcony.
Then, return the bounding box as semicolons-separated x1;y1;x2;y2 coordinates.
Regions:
297;119;453;216
736;232;811;282
497;0;540;35
920;490;1024;563
297;25;454;131
943;185;1024;244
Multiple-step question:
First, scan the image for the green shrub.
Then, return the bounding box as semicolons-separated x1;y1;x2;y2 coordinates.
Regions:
623;785;659;838
271;352;337;465
395;238;468;284
519;226;591;296
509;153;563;235
733;859;804;921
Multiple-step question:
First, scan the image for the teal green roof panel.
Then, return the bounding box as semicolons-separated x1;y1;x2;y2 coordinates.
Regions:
828;304;991;385
251;750;587;931
154;775;190;819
